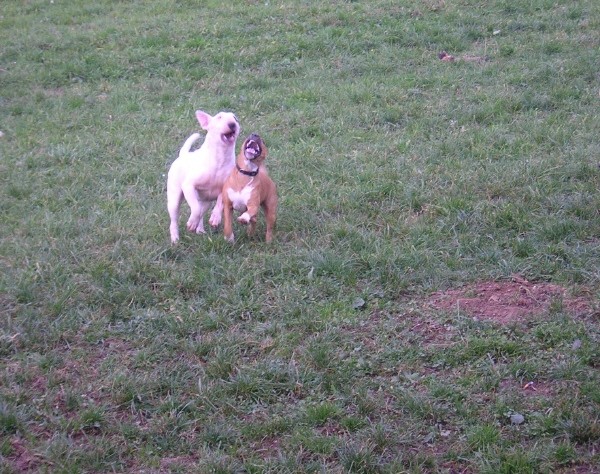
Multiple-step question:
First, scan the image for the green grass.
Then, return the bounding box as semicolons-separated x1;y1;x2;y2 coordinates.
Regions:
1;0;599;472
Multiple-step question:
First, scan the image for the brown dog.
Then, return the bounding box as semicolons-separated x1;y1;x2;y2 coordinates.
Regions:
222;133;277;243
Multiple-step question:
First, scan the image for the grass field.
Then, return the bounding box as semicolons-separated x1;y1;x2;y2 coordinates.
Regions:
1;0;599;472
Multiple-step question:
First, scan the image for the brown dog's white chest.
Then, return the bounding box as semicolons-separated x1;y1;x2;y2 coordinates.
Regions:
227;182;255;212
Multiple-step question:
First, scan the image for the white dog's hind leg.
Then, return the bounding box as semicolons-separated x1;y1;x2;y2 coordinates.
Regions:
167;182;183;243
168;201;181;243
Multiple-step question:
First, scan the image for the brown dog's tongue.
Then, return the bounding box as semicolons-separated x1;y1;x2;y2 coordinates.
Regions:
244;140;260;159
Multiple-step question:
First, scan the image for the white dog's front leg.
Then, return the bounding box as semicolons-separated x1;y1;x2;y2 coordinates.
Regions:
183;184;209;234
187;214;205;234
188;201;211;234
209;193;224;228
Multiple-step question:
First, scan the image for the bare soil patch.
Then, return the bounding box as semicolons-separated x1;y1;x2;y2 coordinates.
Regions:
428;276;594;324
5;437;43;473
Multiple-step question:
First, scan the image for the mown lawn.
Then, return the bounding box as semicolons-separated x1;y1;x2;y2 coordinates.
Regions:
1;0;599;472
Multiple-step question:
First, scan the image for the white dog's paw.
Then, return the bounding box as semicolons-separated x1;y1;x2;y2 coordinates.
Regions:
225;233;235;243
170;226;180;244
209;213;222;228
237;212;251;225
187;218;205;234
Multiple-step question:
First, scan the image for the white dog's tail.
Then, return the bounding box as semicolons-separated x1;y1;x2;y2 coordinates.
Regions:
179;133;201;157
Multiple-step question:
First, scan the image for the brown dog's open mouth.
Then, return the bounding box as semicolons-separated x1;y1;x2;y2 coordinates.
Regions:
244;139;262;160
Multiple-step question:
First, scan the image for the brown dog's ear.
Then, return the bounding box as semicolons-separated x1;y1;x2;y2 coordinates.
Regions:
195;110;212;130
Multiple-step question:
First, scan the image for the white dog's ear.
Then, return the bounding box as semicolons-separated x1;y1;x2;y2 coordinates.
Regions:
195;110;212;130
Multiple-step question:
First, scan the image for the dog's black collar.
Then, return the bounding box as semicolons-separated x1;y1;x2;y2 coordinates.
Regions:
237;164;259;177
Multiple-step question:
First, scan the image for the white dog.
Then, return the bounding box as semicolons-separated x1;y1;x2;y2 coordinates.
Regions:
167;110;240;243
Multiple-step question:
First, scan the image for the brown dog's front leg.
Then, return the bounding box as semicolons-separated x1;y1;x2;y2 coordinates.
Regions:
238;196;260;236
223;195;235;242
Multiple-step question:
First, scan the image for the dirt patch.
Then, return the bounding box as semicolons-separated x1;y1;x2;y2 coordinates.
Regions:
407;317;457;347
250;436;284;458
499;379;556;398
428;276;594;325
5;437;44;473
